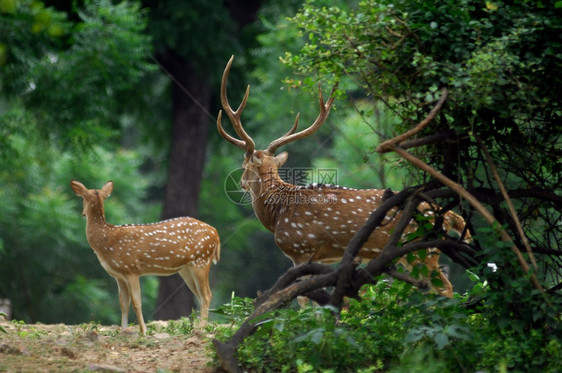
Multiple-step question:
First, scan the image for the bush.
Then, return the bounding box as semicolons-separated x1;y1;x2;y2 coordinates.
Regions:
214;273;562;372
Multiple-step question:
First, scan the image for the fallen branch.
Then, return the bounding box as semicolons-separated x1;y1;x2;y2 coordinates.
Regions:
214;263;345;372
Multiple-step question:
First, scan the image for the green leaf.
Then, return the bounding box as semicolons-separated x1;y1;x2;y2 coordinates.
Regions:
430;277;444;288
434;332;449;349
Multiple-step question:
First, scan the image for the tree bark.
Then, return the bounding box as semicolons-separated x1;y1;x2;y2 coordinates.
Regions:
154;51;211;320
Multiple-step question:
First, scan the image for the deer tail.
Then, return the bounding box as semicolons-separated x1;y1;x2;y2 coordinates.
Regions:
213;241;221;265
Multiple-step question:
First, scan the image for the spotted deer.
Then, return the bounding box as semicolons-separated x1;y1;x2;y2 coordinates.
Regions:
217;56;468;298
71;180;220;334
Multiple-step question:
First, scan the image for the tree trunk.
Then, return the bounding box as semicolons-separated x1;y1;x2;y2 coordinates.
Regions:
151;0;263;321
154;51;211;320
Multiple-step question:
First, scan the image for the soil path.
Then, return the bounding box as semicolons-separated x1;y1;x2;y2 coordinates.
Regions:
0;319;217;372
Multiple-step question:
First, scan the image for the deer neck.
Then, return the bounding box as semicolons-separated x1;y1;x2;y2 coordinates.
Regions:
251;171;295;232
84;199;112;250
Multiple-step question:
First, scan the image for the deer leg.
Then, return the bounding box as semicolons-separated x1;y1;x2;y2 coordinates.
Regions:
126;275;146;335
192;266;212;323
417;250;453;298
116;278;131;330
178;267;197;298
179;266;211;326
438;272;454;298
428;253;453;298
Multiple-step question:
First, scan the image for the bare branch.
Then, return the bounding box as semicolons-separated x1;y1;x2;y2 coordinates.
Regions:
399;130;456;150
384;266;430;291
475;135;539;272
376;88;448;153
255;262;333;307
340;188;414;267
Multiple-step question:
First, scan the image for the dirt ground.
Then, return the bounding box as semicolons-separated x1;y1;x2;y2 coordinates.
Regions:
0;318;219;372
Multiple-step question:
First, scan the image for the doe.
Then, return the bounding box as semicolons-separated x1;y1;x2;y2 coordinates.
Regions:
71;180;220;334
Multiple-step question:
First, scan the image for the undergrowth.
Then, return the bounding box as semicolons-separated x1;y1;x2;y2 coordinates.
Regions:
213;274;562;372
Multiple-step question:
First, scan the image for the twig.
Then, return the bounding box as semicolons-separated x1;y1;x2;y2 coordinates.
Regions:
399;130;455;150
376;88;448;153
475;135;539;272
384;266;430;291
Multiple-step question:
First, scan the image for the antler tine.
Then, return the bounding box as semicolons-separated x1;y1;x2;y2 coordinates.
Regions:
219;55;255;157
266;82;338;154
283;113;300;138
217;110;247;150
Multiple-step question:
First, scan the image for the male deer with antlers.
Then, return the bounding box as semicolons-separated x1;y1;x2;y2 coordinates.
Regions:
217;56;469;298
71;180;220;334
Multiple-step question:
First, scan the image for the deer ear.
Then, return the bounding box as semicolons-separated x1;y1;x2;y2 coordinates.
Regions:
101;181;113;199
275;152;288;167
70;180;87;197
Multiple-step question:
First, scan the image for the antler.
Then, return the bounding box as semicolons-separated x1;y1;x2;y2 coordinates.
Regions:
217;55;255;158
266;83;338;154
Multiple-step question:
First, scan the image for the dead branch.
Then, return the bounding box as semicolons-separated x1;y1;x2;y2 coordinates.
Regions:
399;130;456;150
475;135;539;272
375;91;545;295
255;262;333;307
214;264;345;372
376;88;448;153
340;188;414;267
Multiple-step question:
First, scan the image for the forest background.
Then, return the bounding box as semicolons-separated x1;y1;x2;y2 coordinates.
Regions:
1;2;561;370
1;0;409;324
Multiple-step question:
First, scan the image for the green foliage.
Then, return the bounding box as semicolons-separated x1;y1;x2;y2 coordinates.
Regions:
157;317;195;336
0;127;159;323
211;292;255;325
0;0;153;152
0;0;160;326
287;0;562;118
284;0;562;206
216;275;562;372
0;312;7;334
274;2;562;369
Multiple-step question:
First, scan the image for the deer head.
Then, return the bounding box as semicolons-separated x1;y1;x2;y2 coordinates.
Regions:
217;55;337;202
73;180;112;218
